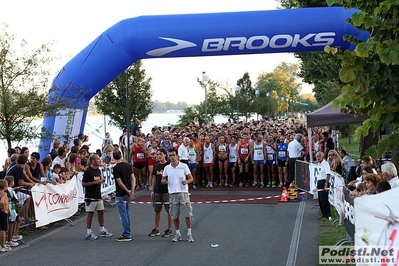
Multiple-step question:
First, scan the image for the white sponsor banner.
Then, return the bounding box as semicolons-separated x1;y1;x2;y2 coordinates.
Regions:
100;165;115;197
52;108;84;144
31;177;79;227
354;187;399;266
309;163;319;199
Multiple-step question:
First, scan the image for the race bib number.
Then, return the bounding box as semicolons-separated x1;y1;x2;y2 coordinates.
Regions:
205;155;211;160
267;154;274;160
229;154;236;160
278;151;286;158
256;150;262;156
241;148;248;154
189;151;196;156
137;153;145;159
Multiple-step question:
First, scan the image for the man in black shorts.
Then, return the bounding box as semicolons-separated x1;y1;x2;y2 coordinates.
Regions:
82;154;113;240
148;148;173;238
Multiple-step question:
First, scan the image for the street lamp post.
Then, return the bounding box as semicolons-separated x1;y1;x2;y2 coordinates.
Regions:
255;90;260;121
235;85;241;121
202;73;209;123
286;98;289;118
266;92;270;119
275;95;279;118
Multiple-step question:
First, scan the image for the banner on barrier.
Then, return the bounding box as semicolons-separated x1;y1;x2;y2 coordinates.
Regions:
31;177;79;227
354;187;399;253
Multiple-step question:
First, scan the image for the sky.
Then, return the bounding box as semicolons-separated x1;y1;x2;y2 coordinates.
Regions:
1;0;312;104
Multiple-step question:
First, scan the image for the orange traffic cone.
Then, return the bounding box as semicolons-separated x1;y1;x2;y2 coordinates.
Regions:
280;187;288;202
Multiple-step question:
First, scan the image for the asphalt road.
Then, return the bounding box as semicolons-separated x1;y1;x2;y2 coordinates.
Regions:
0;189;320;266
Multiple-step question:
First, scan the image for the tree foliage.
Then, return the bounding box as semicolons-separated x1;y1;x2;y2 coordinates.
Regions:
94;60;153;130
277;0;343;105
0;24;66;149
325;0;399;161
255;62;305;118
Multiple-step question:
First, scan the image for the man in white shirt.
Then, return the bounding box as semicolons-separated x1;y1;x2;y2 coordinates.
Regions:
315;151;331;220
284;134;304;188
381;162;399;189
161;148;194;243
51;147;67;169
178;137;190;164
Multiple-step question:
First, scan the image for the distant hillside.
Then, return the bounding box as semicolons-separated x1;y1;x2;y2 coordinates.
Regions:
152;100;193;113
88;100;193;114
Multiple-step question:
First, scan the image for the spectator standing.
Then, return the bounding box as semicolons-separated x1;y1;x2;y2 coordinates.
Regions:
102;132;113;150
82;154;113;240
285;134;304;189
315;151;331;220
6;155;35;223
0;179;11;252
161;149;194;243
113;151;135;242
5;176;23;247
339;150;357;178
130;117;141;137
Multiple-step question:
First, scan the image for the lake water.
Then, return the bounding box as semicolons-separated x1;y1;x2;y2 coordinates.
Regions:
0;113;230;165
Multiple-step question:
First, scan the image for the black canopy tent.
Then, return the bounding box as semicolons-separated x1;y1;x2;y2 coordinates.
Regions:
307;100;369;127
306;100;369;161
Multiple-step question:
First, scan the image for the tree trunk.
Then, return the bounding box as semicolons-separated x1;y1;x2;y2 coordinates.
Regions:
359;131;379;157
391;148;399;171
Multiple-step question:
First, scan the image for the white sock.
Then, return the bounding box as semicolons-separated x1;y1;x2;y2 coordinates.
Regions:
87;229;92;234
187;228;192;235
176;229;180;235
100;226;105;232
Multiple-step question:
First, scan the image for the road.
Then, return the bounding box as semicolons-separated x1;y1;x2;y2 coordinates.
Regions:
0;189;320;266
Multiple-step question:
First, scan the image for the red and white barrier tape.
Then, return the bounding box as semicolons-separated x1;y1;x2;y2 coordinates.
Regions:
83;195;282;205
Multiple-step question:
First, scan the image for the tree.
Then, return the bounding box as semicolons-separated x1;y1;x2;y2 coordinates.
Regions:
325;0;399;164
255;62;302;118
176;106;201;127
0;24;66;149
236;72;255;120
94;60;153;130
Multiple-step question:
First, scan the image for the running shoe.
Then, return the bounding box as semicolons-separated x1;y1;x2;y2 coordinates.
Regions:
272;182;276;188
0;246;12;252
12;235;23;241
85;232;99;240
266;182;272;188
172;233;182;242
5;241;18;247
116;235;132;242
148;228;160;237
98;229;113;237
239;182;243;188
193;184;197;189
162;229;173;238
252;181;258;187
187;234;194;243
260;182;265;188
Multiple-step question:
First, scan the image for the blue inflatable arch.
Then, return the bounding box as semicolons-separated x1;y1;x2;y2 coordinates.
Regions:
39;6;368;158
